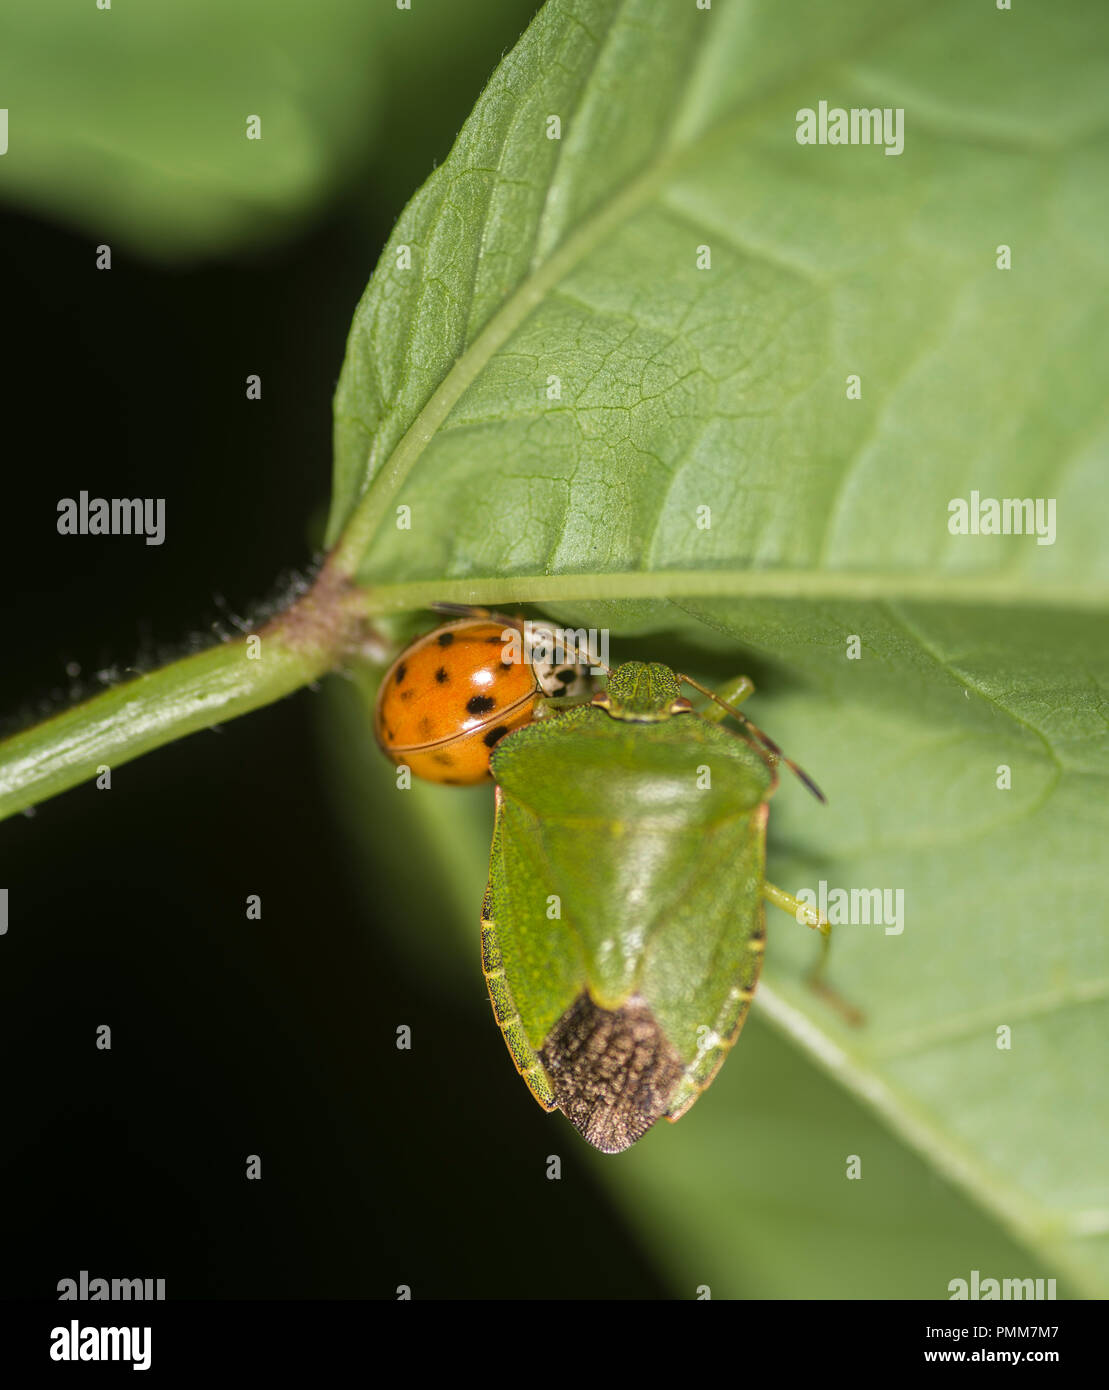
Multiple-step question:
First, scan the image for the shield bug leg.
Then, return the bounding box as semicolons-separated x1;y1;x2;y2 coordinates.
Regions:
698;674;756;719
762;882;865;1027
807;943;864;1026
679;672;826;803
763;880;829;936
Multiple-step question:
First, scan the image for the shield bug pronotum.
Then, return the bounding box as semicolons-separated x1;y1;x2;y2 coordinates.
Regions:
378;607;853;1152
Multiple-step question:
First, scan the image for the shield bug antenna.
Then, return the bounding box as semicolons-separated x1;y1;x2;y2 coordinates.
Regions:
676;671;826;803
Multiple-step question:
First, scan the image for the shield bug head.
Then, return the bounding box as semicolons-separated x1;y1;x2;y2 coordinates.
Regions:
590;662;692;720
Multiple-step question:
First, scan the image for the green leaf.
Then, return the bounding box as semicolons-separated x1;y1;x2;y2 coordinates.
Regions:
326;0;1109;1294
328;0;1109;610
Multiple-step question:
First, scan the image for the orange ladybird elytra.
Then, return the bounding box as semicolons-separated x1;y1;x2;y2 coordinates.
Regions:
374;615;593;785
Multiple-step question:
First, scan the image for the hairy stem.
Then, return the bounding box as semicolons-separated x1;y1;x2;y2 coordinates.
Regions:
0;563;365;823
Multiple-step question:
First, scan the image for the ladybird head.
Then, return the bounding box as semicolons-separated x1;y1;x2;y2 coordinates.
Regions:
592;662;691;722
524;622;595;701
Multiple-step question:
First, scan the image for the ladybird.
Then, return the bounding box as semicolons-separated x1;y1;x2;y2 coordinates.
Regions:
374;614;593;785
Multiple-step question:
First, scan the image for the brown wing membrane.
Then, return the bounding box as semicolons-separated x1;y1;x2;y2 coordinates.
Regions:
539;994;685;1154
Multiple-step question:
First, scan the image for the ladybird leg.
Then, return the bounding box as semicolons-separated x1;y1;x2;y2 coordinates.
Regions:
763;882;865;1027
680;671;825;804
429;601;523;628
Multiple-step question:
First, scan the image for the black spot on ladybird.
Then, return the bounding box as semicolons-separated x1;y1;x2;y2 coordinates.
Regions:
437;632;455;647
432;751;454;766
418;716;434;737
442;777;462;785
435;666;449;684
483;725;509;748
395;661;407;684
467;695;496;715
400;689;414;702
485;634;504;644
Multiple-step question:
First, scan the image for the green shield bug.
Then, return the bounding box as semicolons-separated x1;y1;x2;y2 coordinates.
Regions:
476;644;852;1154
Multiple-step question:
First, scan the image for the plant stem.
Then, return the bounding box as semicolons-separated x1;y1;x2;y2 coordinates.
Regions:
0;563;363;823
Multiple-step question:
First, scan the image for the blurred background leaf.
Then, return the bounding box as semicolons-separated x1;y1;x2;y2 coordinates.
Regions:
0;0;541;259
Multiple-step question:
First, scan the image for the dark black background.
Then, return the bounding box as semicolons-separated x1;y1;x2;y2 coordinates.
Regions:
0;45;667;1300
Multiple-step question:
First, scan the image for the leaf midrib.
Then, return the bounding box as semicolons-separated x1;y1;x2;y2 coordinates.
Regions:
757;980;1109;1285
359;569;1109;616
